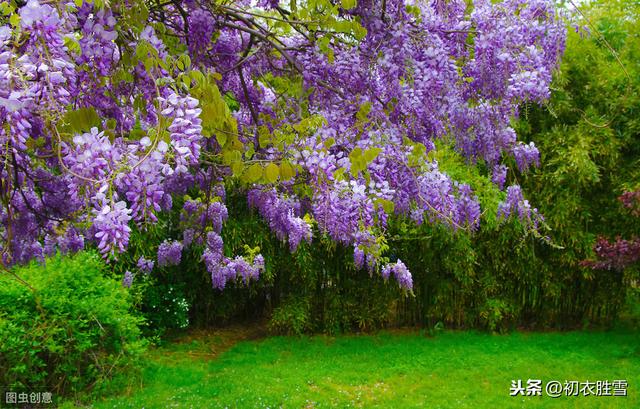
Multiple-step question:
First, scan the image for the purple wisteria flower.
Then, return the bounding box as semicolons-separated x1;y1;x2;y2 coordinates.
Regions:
382;260;413;291
497;185;542;229
137;256;154;274
512;142;540;172
492;164;508;190
158;92;203;174
188;8;216;63
0;0;565;284
157;240;183;267
202;231;264;289
248;189;312;251
93;201;132;258
122;270;134;288
455;184;481;230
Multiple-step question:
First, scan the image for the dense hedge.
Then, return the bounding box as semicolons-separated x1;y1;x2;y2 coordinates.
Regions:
0;252;145;397
115;189;627;335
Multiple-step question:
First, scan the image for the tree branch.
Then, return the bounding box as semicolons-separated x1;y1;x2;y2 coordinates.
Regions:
221;22;302;72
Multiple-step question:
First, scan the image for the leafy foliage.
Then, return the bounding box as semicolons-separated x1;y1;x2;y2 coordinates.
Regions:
0;252;145;396
514;0;640;315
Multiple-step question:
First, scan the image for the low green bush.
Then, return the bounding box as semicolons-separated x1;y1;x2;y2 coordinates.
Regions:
0;251;146;396
268;295;312;335
137;279;190;339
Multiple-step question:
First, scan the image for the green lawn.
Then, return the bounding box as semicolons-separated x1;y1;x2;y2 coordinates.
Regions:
81;328;639;408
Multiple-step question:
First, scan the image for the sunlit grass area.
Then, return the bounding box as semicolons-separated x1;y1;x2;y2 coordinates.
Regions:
82;328;639;408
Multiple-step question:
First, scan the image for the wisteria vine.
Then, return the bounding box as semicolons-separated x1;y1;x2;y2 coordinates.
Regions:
0;0;565;292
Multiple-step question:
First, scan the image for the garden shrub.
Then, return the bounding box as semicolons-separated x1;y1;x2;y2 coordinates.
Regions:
138;280;190;339
0;252;146;396
269;295;312;335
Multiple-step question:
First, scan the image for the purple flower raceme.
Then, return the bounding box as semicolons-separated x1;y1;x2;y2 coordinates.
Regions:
188;8;216;63
137;256;154;274
139;25;168;59
492;164;508;190
353;246;366;269
158;92;203;174
93;201;132;258
512;142;540;172
497;185;543;229
253;254;265;272
122;270;134;288
455;184;481;230
63;128;125;199
157;240;183;267
19;0;58;28
248;189;312;252
257;0;279;9
44;227;84;257
203;231;265;289
351;230;381;272
181;199;228;236
382;260;413;291
77;4;118;75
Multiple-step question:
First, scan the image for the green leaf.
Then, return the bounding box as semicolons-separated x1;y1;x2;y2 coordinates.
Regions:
243;163;263;183
376;198;395;214
63;36;81;55
258;126;271;148
231;161;244;176
323;137;336;150
62;107;101;134
143;57;156;73
349;147;364;175
222;150;242;165
215;132;227;147
356;101;372;122
190;69;205;85
264;163;280;183
130;127;146;140
179;54;191;71
279;161;296;181
353;24;368;41
341;0;357;10
245;145;255;160
364;147;381;163
9;12;19;28
0;2;15;16
180;74;191;89
317;35;331;53
158;57;169;72
135;41;149;60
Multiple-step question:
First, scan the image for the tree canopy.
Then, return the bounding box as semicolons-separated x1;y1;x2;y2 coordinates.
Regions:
0;0;564;290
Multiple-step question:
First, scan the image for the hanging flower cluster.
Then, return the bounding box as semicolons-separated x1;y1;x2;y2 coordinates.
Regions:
0;0;565;291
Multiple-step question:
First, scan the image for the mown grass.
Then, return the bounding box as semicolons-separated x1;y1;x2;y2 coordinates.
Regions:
80;328;639;408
